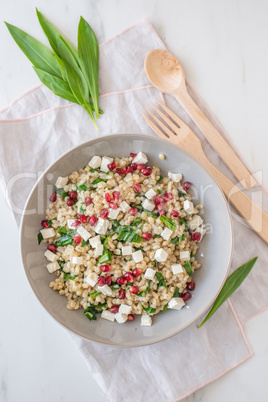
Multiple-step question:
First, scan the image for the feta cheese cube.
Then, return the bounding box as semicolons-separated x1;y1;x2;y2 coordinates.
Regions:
168;172;182;182
72;256;83;265
94;244;103;258
47;261;60;273
85;272;98;287
88;155;102;169
161;227;173;241
114;312;128;324
142;199;155;212
183;200;194;214
120;201;130;213
171;264;183;274
101;156;114;173
94;218;109;235
195;225;206;242
168;297;185;310
155;248;168;262
132;250;143;263
98;285;113;296
101;310;115;322
40;228;55;239
145;188;157;199
108;208;120;219
122;245;132;256
67;219;77;229
55;176;68;188
180;251;190;262
89;235;101;248
119;304;132;315
44;250;58;263
144;268;156;280
77;225;91;241
141;315;152;327
188;215;203;230
133;151;148;164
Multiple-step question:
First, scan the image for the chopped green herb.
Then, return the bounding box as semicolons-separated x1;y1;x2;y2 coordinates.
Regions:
76;182;88;192
57;226;67;235
156;272;167;289
37;232;43;245
74;200;78;208
110;284;120;290
84;306;98;321
55;188;69;199
112;220;120;230
180;218;188;231
88;186;96;191
135;205;143;210
156;175;163;183
54;229;76;247
142;304;156;314
58;260;65;268
154;260;158;268
137;280;151;297
160;216;176;231
47;217;57;226
144;209;158;218
162;303;168;312
80;202;86;214
173;288;182;297
90;168;99;173
99;247;112;264
184;261;193;276
157;189;162;194
81;239;89;247
154;234;162;238
115;225;142;243
134;246;144;251
90;291;101;298
91;178;108;185
171;234;185;244
92;302;107;312
62;271;77;280
178;190;186;199
131;218;142;227
190;252;194;258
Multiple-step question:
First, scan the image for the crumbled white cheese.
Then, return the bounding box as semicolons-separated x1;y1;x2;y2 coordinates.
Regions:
94;218;109;235
108;208;120;219
72;256;83;265
77;225;91;241
88;155;102;169
161;227;173;241
144;268;156;280
94;244;104;258
100;156;113;173
120;201;130;213
168;297;185;310
44;249;58;263
47;261;60;273
121;245;132;256
119;304;132;315
133;151;148;164
171;264;184;274
145;189;157;200
89;235;101;248
155;248;168;262
98;285;113;296
180;251;190;262
132;250;143;263
183;200;194;214
168;172;182;182
188;215;203;230
101;310;115;322
114;312;128;323
142;199;155;212
85;272;98;287
40;228;55;239
141;315;152;327
55;176;68;189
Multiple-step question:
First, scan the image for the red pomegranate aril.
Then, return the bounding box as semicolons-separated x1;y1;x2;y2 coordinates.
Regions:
130;152;137;158
47;244;57;253
67;198;75;206
116;168;126;175
157;203;163;211
100;209;109;219
133;183;141;193
159;210;165;216
142;233;152;240
129;207;138;216
98;276;106;287
71;219;81;227
77;214;87;223
49;192;56;203
117;277;128;285
131;163;137;170
110;305;119;314
166;192;174;200
74;235;81;244
154;197;162;204
129;286;139;295
112;191;120;201
137;163;147;171
132;268;142;277
41;219;49;228
118;289;126;299
141;167;152;176
182;292;191;301
85;196;92;206
107;162;116;170
128;314;135;321
124;272;134;283
191;231;201;242
89;215;97;226
105;193;111;202
183;181;191;191
172;210;179;217
100;265;111;273
126;165;134;174
187;281;195;291
69;191;78;199
109;202;117;209
105;276;112;286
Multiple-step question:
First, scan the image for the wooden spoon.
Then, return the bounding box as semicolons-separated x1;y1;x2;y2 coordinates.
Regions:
145;49;256;190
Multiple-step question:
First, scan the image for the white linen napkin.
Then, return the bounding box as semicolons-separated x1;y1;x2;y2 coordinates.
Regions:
0;19;267;402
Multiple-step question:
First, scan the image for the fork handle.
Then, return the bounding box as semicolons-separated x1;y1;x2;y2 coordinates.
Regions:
173;84;256;190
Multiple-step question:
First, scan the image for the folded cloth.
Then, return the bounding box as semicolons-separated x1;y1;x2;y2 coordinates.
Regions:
0;18;267;402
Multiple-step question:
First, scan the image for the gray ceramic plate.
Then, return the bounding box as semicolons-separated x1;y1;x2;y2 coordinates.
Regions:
20;134;233;347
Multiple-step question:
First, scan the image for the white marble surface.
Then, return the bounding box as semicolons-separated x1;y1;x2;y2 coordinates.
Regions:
0;0;268;401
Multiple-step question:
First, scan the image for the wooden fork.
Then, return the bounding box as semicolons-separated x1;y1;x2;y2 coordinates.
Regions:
143;100;268;244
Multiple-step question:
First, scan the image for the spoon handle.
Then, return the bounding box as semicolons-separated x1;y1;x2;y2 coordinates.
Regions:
173;84;256;190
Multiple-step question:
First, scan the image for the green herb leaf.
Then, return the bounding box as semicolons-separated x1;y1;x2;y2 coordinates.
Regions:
55;188;69;199
156;272;167;289
91;178;108;185
154;260;158;268
112;220;120;231
142;304;156;314
80;202;86;214
160;216;176;231
90;168;99;173
37;232;43;245
157;189;162;194
84;306;98;321
154;234;162;238
171;234;185;244
92;302;107;312
173;288;182;297
115;225;142;243
156;175;163;183
62;271;77;280
110;284;120;290
184;261;193;276
76;182;88;192
180;218;188;231
137;280;151;297
143;209;158;218
90;291;101;298
178;190;186;199
99;247;112;264
162;304;168;312
57;226;67;235
81;239;89;247
54;229;76;246
131;218;142;227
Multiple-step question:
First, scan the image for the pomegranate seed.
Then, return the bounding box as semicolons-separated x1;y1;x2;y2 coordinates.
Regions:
129;207;138;216
69;191;77;199
89;216;97;226
41;219;49;228
70;220;81;227
110;305;119;314
100;265;111;272
107;162;116;170
49;192;57;202
164;192;173;201
172;210;179;217
105;276;112;286
133;183;141;193
47;244;57;253
132;268;142;277
74;235;81;244
118;289;126;299
112;191;120;201
77;214;87;223
109;202;117;209
117;277;127;285
137;163;147;171
183;181;191;191
124;272;134;283
191;231;201;242
142;233;152;240
157;203;164;211
131;163;137;170
187;281;195;291
126;164;134;174
85;197;92;206
105;193;111;202
128;314;135;321
116;168;126;175
100;209;109;219
159;210;165;216
130;152;137;158
129;286;139;295
141;167;152;176
182;292;191;301
67;198;74;206
154;197;163;204
98;276;106;287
